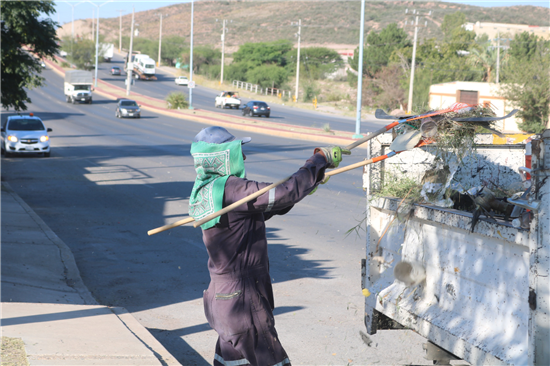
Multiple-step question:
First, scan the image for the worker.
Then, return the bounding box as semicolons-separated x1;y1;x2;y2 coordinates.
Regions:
189;126;349;366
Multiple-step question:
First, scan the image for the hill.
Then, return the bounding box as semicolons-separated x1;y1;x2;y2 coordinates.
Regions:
57;0;550;53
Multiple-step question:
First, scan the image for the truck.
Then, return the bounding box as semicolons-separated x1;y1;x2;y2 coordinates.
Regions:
214;91;241;109
101;43;114;62
64;70;93;104
361;128;550;365
125;53;157;81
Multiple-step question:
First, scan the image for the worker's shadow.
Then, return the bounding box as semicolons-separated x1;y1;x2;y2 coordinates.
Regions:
265;227;333;281
146;306;304;365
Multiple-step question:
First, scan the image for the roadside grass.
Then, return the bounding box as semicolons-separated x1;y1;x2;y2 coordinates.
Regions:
1;337;29;366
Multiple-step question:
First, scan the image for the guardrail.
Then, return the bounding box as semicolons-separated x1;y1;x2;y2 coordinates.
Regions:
232;80;294;99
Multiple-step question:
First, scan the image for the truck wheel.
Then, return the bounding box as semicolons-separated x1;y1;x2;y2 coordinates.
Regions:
66;96;70;103
71;97;76;104
88;99;92;104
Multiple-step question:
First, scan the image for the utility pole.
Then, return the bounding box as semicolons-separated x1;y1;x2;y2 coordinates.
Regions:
405;9;430;114
126;6;135;96
354;0;365;138
294;19;302;102
157;14;164;67
117;10;124;52
188;0;195;109
496;31;500;83
219;19;228;84
91;8;94;40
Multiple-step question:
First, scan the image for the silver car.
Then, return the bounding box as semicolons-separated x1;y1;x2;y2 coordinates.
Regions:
116;99;141;118
1;114;52;157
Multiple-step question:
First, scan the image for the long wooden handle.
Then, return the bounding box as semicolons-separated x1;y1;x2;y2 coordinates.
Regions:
325;152;397;177
148;132;409;235
147;217;195;236
192;176;291;228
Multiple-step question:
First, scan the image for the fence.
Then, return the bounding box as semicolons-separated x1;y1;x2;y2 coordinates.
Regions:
232;80;294;99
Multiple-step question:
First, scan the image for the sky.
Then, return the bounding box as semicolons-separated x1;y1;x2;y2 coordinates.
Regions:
49;0;550;26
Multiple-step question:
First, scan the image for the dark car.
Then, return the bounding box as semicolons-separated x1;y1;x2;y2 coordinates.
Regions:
111;66;121;75
116;99;141;118
242;101;270;118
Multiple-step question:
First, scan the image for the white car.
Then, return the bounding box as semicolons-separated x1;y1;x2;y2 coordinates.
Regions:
1;114;52;157
175;76;189;86
215;91;241;109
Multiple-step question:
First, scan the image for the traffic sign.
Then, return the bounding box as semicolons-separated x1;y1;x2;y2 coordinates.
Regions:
188;81;196;89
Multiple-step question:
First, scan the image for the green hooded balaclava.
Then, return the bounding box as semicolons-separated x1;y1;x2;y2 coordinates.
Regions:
189;139;246;229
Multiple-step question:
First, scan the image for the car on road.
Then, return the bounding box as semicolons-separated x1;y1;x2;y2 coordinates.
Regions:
215;91;241;109
242;101;271;118
1;114;52;157
111;66;121;75
115;99;141;118
175;76;188;86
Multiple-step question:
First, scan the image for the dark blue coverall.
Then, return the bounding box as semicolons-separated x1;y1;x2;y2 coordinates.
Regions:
202;153;328;366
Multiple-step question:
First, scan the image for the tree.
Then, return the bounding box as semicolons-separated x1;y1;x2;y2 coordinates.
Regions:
232;40;293;67
66;38;101;70
500;32;550;133
286;47;343;80
1;1;59;111
349;23;411;78
245;64;289;88
226;40;293;86
467;45;499;82
441;12;467;42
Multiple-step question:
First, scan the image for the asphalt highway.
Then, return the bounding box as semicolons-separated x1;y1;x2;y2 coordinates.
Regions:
100;53;386;133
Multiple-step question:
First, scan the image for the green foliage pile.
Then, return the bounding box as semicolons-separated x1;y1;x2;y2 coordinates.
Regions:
1;1;59;111
166;92;189;109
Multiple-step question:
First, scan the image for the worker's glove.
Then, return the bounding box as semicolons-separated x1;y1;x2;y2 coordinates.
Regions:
314;146;351;169
308;175;330;195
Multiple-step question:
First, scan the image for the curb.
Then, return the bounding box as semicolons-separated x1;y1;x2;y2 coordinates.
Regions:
110;307;181;366
1;181;98;306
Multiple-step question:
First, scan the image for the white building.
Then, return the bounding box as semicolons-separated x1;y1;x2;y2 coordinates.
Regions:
429;81;521;133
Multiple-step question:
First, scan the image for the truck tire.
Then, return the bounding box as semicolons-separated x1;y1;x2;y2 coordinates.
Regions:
88;99;92;104
66;95;70;103
71;97;76;104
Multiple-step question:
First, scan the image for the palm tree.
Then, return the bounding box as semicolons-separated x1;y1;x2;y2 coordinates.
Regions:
468;45;503;82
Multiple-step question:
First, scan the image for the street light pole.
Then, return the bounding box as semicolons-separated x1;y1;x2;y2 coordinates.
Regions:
117;10;124;52
354;0;365;138
294;19;301;102
157;14;163;67
126;6;135;96
87;0;114;88
405;9;430;114
189;0;195;109
220;19;226;85
407;15;419;114
62;2;84;59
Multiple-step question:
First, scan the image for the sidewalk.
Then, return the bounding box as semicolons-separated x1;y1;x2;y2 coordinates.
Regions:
1;181;179;365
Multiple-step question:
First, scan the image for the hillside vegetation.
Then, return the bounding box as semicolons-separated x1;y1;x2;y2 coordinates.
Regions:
61;1;550;51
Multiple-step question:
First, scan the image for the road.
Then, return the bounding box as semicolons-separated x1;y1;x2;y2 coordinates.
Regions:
102;52;386;134
1;66;431;365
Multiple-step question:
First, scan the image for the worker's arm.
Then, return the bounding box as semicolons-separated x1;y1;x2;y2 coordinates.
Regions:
224;153;328;214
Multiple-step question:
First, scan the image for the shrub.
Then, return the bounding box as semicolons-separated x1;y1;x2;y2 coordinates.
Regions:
301;81;319;103
60;61;70;68
166;92;188;109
